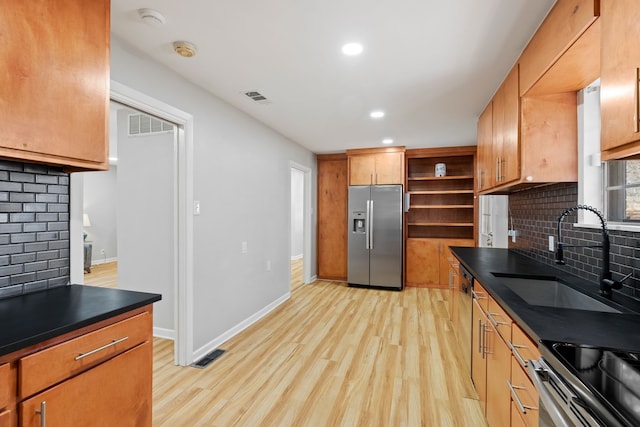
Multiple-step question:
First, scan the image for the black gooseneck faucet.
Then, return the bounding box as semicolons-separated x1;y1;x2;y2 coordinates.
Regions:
556;204;622;298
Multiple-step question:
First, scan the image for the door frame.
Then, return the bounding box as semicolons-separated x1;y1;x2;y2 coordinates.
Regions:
110;81;194;366
290;161;312;285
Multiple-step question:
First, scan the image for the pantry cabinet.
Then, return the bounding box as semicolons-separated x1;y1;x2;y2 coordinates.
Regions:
0;0;110;170
600;0;640;159
347;147;405;185
317;154;348;280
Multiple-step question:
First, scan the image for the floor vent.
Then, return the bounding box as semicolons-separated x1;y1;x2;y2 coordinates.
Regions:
192;349;226;369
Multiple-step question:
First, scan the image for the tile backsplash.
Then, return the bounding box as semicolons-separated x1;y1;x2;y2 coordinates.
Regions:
0;160;69;299
509;182;640;300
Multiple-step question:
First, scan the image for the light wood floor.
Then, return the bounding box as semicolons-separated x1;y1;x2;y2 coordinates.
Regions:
152;282;485;426
83;261;118;288
291;258;304;291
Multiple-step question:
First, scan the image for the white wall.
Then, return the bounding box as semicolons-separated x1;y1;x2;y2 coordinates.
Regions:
83;167;118;263
110;36;317;354
290;168;304;259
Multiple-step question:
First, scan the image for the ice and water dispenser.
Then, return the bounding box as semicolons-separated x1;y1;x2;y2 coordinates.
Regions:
352;212;366;233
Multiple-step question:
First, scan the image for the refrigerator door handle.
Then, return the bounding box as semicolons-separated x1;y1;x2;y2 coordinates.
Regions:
365;200;371;250
369;199;374;249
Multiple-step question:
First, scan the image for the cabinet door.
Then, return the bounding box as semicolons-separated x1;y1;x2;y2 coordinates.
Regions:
349;155;375;185
601;0;640;157
0;0;109;170
374;152;404;184
439;239;474;287
317;156;348;280
500;65;520;184
486;327;512;427
20;343;152;427
406;238;440;287
471;299;487;415
477;102;494;191
0;363;10;410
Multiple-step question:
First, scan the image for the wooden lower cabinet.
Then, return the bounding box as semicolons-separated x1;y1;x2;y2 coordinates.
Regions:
20;342;151;427
406;238;473;287
471;298;488;413
485;322;512;427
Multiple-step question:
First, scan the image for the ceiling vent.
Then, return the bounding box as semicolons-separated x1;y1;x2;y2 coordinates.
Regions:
129;113;174;136
243;91;271;105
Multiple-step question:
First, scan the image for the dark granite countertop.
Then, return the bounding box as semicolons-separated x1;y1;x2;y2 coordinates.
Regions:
0;285;161;358
451;247;640;353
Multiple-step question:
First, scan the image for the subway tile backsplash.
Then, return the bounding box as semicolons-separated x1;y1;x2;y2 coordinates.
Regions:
509;182;640;300
0;160;69;299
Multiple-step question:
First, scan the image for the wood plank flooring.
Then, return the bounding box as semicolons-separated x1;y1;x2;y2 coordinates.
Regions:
83;261;118;288
152;281;485;426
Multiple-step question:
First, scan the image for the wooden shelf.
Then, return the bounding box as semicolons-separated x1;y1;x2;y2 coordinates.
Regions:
408;175;474;181
408;222;475;227
410;205;474;209
409;190;474;195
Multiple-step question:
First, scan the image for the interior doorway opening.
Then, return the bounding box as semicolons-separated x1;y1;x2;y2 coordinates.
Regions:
290;162;313;288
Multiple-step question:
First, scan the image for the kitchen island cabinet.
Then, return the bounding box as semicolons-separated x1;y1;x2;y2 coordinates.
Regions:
0;285;160;427
600;0;640;160
0;0;110;170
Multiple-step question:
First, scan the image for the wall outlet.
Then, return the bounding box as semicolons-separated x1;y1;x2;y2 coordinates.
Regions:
507;229;521;243
100;249;105;255
266;260;271;271
241;241;248;254
548;235;555;252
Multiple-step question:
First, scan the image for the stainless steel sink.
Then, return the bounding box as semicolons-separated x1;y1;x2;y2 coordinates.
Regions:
494;276;622;313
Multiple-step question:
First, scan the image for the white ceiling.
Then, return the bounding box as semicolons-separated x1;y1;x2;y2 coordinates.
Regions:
111;0;556;154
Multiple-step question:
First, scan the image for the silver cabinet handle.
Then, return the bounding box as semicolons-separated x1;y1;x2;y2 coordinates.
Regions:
478;320;483;356
36;401;46;427
487;311;510;327
75;336;128;361
483;324;493;356
471;290;486;301
508;340;529;368
507;380;537;414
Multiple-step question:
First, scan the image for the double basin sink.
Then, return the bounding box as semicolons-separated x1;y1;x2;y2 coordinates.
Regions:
492;273;623;313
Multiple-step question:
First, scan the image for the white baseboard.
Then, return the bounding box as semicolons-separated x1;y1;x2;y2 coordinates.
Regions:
309;275;317;283
192;292;291;362
291;254;303;261
154;327;175;340
91;256;117;266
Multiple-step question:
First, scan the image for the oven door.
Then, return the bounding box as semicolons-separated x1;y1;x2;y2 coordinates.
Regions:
528;358;607;427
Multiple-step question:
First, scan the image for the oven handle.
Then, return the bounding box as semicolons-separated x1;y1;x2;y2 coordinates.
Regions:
527;360;573;427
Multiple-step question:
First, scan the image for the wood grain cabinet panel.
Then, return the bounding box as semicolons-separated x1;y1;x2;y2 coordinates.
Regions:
0;0;109;170
477;103;494;191
600;0;640;159
347;147;405;186
519;0;599;96
471;298;488;415
0;363;10;410
373;152;404;185
20;342;152;427
317;154;348;280
485;322;512;427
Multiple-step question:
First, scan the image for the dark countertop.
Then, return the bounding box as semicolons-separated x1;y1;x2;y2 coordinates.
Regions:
0;285;161;357
451;247;640;353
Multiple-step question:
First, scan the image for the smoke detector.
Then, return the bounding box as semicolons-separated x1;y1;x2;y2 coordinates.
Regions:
173;41;197;58
137;8;166;27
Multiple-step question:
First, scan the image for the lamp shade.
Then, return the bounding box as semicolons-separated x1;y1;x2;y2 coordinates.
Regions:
83;213;91;227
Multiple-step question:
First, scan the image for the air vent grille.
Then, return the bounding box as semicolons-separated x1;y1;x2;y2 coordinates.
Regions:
128;113;174;136
244;91;271;104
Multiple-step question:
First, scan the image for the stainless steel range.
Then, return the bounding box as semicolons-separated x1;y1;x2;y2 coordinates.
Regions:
528;340;640;426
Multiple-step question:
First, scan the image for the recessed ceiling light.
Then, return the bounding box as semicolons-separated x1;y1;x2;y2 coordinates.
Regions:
342;42;363;56
382;139;394;145
370;111;385;119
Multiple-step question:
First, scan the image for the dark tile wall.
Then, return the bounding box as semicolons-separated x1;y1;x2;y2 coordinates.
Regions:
0;160;69;299
509;182;640;300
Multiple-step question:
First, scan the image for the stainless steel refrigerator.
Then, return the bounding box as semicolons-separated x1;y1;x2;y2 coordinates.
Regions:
347;185;403;289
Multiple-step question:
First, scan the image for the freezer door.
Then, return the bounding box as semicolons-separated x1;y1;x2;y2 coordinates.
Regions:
369;185;403;288
347;186;371;286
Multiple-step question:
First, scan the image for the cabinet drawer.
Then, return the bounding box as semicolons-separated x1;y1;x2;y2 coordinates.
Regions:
0;409;12;426
519;0;599;95
19;311;151;399
472;281;490;311
0;363;10;409
509;324;541;369
510;357;539;426
487;297;512;340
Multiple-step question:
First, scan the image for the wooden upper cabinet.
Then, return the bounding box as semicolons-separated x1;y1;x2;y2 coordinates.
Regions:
0;0;110;170
477;102;494;191
519;0;600;96
600;0;640;159
347;147;405;185
496;65;520;185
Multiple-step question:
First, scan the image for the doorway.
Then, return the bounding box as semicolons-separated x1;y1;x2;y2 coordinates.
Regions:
290;162;313;288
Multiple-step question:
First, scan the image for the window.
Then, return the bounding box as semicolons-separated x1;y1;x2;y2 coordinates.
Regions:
605;160;640;222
